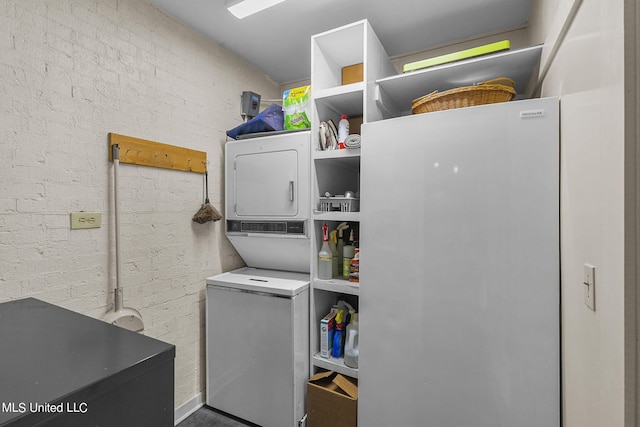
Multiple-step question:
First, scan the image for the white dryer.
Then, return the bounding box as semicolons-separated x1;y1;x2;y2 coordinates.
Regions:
225;130;311;273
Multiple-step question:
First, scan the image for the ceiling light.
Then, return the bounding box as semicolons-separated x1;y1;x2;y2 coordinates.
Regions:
227;0;286;19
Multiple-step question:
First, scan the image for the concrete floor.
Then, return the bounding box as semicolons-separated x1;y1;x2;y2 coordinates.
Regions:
177;406;259;427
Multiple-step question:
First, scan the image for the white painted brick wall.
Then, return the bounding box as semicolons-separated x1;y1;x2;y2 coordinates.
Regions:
0;0;282;409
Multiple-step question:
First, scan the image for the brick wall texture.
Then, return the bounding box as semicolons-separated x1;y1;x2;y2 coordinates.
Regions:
0;0;282;409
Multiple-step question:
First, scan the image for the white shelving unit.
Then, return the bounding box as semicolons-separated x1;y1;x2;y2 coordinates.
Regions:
308;20;544;384
309;19;395;379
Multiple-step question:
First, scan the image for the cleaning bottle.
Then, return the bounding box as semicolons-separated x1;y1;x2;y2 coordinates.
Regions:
343;313;359;368
342;229;355;278
329;229;339;278
318;223;332;279
338;115;349;149
336;222;348;270
332;309;345;358
348;243;359;283
336;300;354;324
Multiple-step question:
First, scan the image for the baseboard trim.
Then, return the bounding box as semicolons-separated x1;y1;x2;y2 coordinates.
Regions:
174;393;203;426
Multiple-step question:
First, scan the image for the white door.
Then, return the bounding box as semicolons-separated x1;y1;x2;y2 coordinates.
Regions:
359;98;560;427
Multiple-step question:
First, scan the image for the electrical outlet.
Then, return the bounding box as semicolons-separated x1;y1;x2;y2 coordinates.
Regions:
70;212;102;229
583;263;596;311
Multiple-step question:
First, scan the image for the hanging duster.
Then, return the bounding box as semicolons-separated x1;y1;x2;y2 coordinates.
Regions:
192;169;222;224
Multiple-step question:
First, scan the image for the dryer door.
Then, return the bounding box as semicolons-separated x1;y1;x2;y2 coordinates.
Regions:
234;149;298;217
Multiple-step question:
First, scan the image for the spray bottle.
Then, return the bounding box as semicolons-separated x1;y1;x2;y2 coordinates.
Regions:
329;229;339;278
336;300;354;324
332;309;345;358
318;223;332;279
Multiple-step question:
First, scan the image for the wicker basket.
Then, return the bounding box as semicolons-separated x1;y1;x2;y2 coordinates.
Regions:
411;77;516;114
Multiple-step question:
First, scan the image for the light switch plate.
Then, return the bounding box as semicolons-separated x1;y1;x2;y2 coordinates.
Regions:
70;212;102;229
583;263;596;311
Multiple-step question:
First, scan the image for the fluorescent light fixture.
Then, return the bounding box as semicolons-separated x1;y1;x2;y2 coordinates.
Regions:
227;0;286;19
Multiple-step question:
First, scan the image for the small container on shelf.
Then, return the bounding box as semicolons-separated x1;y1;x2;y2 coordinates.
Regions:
319;191;360;212
319;197;360;212
348;244;359;283
320;307;338;359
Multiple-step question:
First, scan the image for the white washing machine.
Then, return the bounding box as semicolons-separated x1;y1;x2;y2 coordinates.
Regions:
206;267;310;427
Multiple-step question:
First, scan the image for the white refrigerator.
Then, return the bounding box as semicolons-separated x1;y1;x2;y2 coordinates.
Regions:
359;98;559;426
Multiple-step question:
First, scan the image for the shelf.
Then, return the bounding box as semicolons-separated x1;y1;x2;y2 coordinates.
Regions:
315;82;365;100
313;278;359;296
311;20;366;91
315;84;364;120
313;211;361;222
313;352;358;379
314;148;361;160
375;45;543;116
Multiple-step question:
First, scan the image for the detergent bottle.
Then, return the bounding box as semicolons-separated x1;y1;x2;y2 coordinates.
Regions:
338;115;349;149
343;313;359;368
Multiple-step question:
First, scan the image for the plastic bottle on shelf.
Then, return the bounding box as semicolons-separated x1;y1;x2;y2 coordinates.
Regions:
332;309;345;358
329;229;339;278
336;301;354;324
348;244;359;283
336;222;348;270
338;115;349;149
343;313;359;368
318;223;332;279
342;229;355;278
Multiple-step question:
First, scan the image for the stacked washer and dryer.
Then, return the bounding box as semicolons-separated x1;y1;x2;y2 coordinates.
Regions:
205;130;311;427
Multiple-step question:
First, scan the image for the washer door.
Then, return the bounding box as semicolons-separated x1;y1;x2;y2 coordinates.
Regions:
206;285;295;427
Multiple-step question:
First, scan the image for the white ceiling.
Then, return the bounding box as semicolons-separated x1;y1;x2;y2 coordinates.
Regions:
149;0;532;84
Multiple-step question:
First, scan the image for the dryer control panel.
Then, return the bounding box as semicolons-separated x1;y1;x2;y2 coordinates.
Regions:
227;220;306;235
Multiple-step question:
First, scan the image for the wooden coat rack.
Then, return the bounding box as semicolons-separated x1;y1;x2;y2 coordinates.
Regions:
108;133;207;174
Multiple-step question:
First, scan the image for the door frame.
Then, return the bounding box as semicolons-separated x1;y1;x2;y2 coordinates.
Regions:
624;0;639;425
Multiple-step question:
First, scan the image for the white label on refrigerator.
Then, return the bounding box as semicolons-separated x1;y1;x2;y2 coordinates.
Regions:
520;109;545;119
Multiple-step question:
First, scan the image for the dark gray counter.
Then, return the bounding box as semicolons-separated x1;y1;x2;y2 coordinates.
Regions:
0;298;175;427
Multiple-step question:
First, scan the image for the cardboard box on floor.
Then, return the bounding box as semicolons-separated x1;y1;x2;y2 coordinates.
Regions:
307;371;358;427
